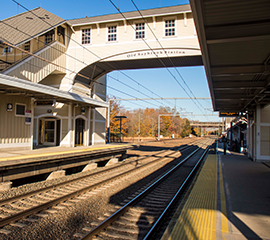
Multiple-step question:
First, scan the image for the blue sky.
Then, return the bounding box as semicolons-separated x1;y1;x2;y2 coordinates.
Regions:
0;0;220;122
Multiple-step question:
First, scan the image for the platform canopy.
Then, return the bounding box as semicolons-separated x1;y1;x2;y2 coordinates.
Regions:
190;0;270;112
0;74;108;108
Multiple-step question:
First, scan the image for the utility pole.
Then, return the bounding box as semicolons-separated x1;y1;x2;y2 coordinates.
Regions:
151;118;153;137
107;102;110;143
138;109;141;142
158;115;160;140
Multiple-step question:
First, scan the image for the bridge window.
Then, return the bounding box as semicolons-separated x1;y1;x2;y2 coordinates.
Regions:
135;23;145;39
165;19;175;36
108;26;117;42
82;28;91;44
24;41;30;51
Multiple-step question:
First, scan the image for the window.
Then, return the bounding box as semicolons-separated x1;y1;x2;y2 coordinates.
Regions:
165;19;175;36
3;46;12;54
57;26;65;44
24;41;30;51
15;104;25;116
135;23;145;39
82;28;91;44
44;30;54;44
108;26;117;42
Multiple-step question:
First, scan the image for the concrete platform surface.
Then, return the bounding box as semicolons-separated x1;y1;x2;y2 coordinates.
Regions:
165;145;270;240
222;153;270;240
0;143;133;163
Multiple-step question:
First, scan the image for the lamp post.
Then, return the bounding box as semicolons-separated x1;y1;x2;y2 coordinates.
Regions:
114;116;127;142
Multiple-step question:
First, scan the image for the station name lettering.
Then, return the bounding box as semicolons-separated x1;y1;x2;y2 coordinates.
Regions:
127;50;185;58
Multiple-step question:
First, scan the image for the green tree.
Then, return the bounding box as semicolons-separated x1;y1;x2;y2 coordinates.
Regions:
180;118;192;137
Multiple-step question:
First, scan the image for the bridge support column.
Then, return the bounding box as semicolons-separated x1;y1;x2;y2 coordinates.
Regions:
68;103;73;147
0;182;12;191
91;107;95;145
46;170;66;180
82;163;97;172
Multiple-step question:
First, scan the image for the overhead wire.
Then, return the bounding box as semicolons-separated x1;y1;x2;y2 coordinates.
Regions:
105;82;161;107
0;20;86;66
108;75;163;107
130;0;208;118
0;38;162;108
119;70;174;107
109;0;209;119
108;94;146;108
9;0;173;109
0;18;165;108
0;43;158;107
131;0;208;118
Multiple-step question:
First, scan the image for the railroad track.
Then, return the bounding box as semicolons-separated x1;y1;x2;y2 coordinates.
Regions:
77;139;212;240
0;138;205;235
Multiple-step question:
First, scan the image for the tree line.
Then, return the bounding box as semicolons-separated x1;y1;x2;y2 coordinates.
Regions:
109;98;198;141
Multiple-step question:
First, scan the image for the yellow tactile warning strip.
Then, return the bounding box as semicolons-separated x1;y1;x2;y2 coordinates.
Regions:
168;154;217;240
0;144;131;162
168;154;230;240
218;155;229;236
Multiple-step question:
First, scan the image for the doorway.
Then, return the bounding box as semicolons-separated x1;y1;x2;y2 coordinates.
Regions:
44;119;56;146
75;118;85;146
38;118;60;147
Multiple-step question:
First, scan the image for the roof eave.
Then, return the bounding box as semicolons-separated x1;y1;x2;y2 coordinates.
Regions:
0;74;108;108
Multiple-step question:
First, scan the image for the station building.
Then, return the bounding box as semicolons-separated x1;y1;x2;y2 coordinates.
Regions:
0;5;200;150
0;7;109;150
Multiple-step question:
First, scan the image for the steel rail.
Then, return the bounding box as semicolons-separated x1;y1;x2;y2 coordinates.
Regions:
143;145;210;239
80;141;209;240
0;140;199;228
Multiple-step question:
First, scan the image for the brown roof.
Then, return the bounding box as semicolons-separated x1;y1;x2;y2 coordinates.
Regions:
68;4;191;26
0;7;65;46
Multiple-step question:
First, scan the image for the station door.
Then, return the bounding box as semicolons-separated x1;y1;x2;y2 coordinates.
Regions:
75;118;85;146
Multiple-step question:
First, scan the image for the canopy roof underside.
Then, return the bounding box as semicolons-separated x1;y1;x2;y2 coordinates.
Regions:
190;0;270;112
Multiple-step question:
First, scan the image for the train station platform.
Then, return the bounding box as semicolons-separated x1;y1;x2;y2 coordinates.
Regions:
0;143;133;163
164;143;270;240
0;143;134;186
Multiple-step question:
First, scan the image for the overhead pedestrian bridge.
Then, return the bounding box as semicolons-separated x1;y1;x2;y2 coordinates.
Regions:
66;5;203;90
